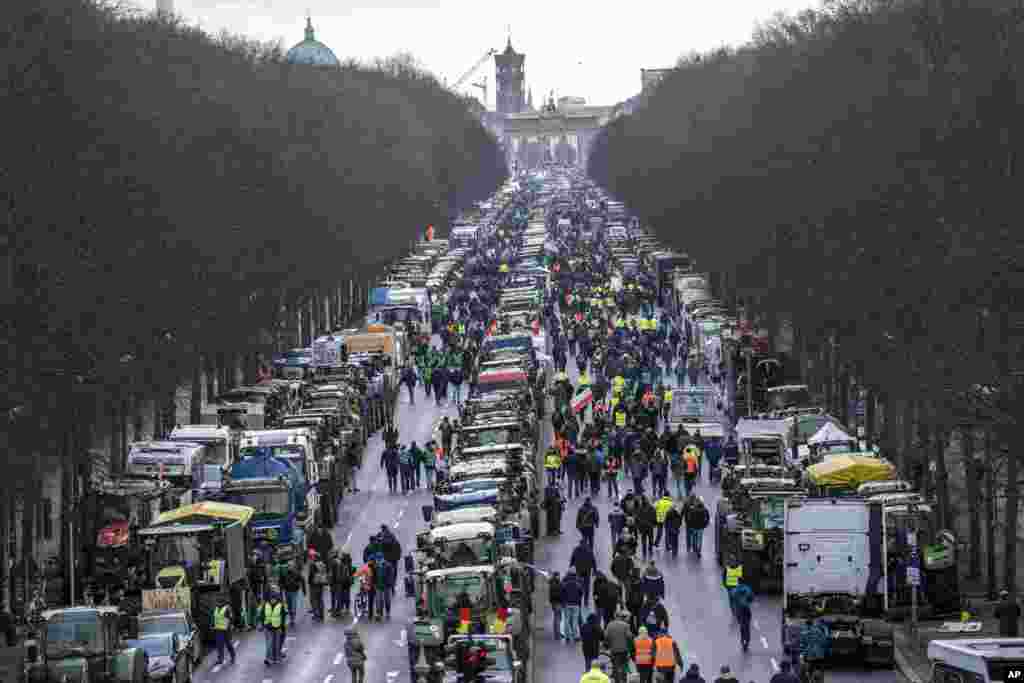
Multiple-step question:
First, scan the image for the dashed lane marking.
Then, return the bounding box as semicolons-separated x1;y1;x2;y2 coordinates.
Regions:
761;636;769;649
334;653;344;666
263;679;273;683
324;675;334;683
753;619;760;630
771;658;780;672
211;663;223;674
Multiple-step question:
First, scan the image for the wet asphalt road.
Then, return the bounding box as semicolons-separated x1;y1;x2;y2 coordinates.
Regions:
192;331;906;683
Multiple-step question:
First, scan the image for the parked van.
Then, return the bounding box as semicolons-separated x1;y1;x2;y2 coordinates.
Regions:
928;638;1024;682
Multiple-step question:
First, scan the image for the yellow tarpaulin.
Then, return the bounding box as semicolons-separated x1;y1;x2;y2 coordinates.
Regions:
806;454;895;487
152;501;254;527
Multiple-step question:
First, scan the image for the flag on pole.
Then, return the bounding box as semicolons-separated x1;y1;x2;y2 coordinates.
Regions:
571;387;593;414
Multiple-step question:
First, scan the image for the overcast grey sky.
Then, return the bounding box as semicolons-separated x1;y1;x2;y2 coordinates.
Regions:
150;0;818;107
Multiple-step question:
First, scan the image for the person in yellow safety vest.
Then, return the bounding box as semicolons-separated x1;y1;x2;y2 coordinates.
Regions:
653;632;685;681
578;659;611;683
213;595;237;665
613;375;626;393
613;404;628;428
545;448;563;486
634;626;654;683
259;591;287;665
579;371;591;387
499;263;509;273
662;388;674;421
723;558;744;617
654;494;674;549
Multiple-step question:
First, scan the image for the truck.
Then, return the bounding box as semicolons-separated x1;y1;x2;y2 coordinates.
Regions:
124;441;211;490
781;498;895;667
26;607;147;683
239;430;321;531
137;502;254;644
368;287;432;340
167;425;238;499
222;450;304;562
83;479;172;609
338;323;405;394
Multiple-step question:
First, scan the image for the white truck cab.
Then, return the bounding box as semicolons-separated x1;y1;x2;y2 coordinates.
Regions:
928;638;1024;682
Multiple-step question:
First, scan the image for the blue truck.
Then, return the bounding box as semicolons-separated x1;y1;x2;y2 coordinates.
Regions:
222;450;305;562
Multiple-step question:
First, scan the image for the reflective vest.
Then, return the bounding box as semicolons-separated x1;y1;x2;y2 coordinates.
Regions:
615;411;626;428
634;637;654;665
262;602;284;629
654;636;676;668
664;390;673;405
490;617;507;634
545;453;562;470
499;264;509;273
613;376;625;390
579;373;591;387
726;566;743;587
213;605;231;631
685;454;697;475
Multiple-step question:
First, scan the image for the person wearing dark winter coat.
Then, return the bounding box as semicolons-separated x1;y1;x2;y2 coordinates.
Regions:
635;498;657;558
611;551;634;589
712;664;737;682
664;504;684;558
639;595;670;637
685;496;711;558
609;503;626;545
549;572;564;641
640;561;666;603
580;612;604;672
596;576;622;629
570;540;597;608
576;497;599;549
560;569;584;642
626;569;645;633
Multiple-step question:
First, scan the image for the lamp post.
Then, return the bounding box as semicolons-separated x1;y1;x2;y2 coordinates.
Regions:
414;645;430;683
907;507;920;637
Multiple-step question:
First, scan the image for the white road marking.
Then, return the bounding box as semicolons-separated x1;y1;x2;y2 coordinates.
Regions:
345;531;353;545
387;672;400;679
753;619;760;630
771;658;780;672
324;675;334;683
393;628;408;647
263;679;273;683
211;663;223;674
233;640;240;648
334;652;344;666
761;636;769;649
285;636;297;642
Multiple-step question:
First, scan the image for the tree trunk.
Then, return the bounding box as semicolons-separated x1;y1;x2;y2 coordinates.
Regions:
963;427;982;579
839;363;850;428
1004;416;1019;595
132;391;145;441
152;393;162;439
190;352;202;424
918;401;931;500
933;420;952;532
902;398;914;477
824;341;834;415
119;397;128;474
865;385;876;451
204;354;216;403
986;427;998;598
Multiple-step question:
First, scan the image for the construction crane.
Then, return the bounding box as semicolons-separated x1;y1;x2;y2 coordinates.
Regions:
453;48;497;93
471;76;488;109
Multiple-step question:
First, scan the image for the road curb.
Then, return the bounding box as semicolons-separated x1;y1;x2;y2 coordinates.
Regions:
895;643;926;683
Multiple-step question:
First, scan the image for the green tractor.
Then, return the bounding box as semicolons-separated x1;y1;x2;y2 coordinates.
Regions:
715;477;803;594
410;561;531;673
137;502;254;644
26;607;147;683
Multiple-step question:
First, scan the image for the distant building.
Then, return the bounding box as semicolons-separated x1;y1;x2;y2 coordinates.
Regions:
495;39;526;115
285;17;340;68
557;96;587;110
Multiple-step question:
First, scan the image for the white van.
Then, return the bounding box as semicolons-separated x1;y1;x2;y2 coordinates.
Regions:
928;638;1024;682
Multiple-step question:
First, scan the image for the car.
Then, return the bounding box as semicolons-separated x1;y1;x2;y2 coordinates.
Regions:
136;609;201;667
125;632;192;683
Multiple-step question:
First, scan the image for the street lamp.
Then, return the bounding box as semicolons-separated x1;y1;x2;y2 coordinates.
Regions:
414;645;430;683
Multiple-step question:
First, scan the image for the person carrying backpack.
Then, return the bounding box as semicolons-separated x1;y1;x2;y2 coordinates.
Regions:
308;550;329;622
685;496;711;558
330;549;355;617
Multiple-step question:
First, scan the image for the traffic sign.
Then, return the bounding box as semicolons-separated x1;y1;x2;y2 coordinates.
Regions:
906;567;921;586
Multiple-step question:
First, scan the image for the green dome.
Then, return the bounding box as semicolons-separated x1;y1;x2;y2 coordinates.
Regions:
286;18;339;67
